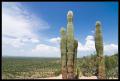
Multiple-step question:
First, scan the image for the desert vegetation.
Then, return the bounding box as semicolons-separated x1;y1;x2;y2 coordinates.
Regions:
2;57;61;79
2;53;118;79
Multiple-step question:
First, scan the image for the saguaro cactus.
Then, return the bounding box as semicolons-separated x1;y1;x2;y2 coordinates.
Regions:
60;27;67;79
60;10;78;79
95;21;106;79
66;10;75;79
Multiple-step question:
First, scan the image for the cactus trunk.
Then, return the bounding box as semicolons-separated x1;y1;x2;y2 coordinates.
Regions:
95;21;106;79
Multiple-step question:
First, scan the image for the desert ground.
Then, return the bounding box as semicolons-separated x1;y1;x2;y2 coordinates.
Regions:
39;74;118;79
39;74;98;79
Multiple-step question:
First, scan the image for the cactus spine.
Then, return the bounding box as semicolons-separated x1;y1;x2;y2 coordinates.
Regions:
95;21;106;79
60;10;78;79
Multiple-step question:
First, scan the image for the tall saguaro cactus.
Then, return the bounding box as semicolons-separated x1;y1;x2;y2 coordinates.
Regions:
60;10;78;79
66;10;75;79
95;21;106;79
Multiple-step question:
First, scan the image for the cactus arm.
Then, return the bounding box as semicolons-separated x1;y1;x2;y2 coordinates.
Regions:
60;27;67;79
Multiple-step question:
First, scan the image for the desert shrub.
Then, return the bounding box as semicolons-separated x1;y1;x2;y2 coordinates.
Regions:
54;70;61;76
105;53;118;79
77;53;118;78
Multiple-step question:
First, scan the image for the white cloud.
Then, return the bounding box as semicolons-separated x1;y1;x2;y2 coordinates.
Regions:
11;39;25;48
85;35;95;50
2;2;48;48
2;36;40;48
30;38;39;43
49;37;61;44
20;49;25;52
78;35;95;52
104;44;118;55
2;37;24;48
32;44;60;57
85;35;94;41
2;2;35;38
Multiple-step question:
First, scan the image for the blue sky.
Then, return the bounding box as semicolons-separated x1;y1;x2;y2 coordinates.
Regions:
2;2;118;57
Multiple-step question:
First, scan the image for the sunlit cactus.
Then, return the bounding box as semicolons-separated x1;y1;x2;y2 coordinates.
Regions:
60;27;67;79
66;10;75;79
95;21;106;79
60;10;78;79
